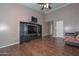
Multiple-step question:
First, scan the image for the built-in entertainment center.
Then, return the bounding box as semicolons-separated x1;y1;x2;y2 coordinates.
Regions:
20;16;42;44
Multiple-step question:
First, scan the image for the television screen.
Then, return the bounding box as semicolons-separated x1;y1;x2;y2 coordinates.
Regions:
31;16;37;23
28;25;37;34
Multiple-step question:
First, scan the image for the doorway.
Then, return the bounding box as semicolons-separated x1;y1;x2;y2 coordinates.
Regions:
55;20;64;38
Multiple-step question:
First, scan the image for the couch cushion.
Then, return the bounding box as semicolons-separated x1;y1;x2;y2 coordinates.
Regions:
75;34;79;41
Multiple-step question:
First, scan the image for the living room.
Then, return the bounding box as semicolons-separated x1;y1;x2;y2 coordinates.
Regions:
0;3;79;56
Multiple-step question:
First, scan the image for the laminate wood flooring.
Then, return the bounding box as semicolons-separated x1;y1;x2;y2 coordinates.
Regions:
0;36;79;56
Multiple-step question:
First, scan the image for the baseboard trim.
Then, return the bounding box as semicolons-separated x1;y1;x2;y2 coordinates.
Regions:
0;42;19;49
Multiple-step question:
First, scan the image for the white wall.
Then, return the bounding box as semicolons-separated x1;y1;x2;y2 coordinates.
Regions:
0;3;49;48
45;3;79;33
44;22;50;36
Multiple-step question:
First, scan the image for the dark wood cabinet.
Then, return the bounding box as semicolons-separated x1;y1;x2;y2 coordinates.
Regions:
20;22;42;44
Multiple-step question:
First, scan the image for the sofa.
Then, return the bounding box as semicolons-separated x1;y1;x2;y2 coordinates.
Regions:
64;32;79;47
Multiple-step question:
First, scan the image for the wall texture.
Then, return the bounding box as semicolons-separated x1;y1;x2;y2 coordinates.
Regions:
46;3;79;33
0;3;49;48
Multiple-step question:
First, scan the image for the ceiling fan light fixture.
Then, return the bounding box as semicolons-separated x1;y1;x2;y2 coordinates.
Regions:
44;3;49;8
44;4;47;8
46;3;49;8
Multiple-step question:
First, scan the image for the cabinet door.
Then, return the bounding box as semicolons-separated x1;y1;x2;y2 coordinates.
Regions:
24;24;28;36
20;22;29;43
20;23;24;36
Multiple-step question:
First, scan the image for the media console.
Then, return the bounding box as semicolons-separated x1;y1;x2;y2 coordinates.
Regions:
20;22;42;44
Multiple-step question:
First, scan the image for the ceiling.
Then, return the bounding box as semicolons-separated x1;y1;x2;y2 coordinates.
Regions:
20;3;71;14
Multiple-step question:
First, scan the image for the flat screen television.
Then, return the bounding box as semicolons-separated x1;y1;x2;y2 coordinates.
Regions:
31;16;37;23
28;25;37;34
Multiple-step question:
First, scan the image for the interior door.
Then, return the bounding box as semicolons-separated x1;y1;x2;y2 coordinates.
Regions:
56;21;64;38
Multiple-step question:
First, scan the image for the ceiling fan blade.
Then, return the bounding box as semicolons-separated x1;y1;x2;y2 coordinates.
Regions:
37;3;45;5
49;5;52;9
41;6;44;10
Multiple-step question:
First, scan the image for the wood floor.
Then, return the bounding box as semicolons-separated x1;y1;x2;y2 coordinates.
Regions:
0;36;79;56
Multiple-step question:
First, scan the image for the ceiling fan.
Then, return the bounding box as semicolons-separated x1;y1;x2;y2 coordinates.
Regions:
37;3;52;10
